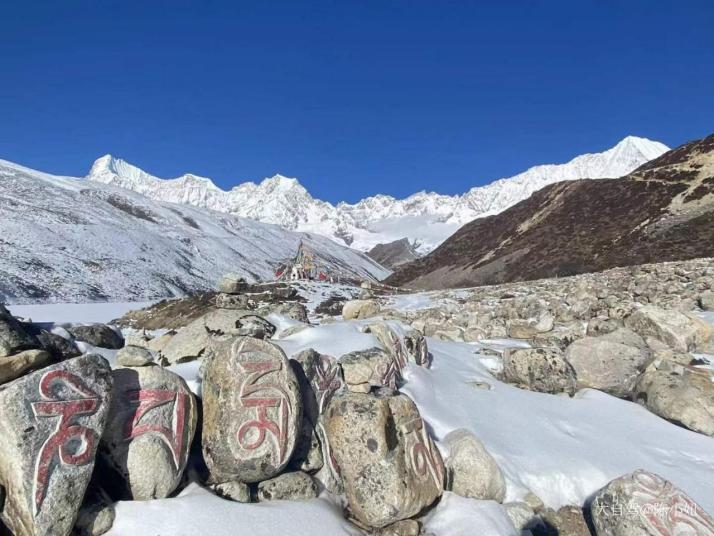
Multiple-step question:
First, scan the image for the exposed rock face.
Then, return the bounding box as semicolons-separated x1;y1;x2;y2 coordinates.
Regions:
564;331;651;397
0;355;113;536
502;348;577;395
342;299;381;321
257;471;318;502
443;428;506;502
624;306;713;352
0;349;50;385
387;134;714;290
591;470;714;536
100;367;197;500
367;238;420;270
202;337;302;483
67;324;124;349
324;391;444;528
634;360;714;437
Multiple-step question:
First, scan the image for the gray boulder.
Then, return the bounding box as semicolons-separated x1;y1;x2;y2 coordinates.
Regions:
209;480;251;503
0;355;113;536
341;347;401;392
342;299;380;320
564;330;651;397
324;391;444;528
443;428;506;502
699;290;714;311
202;337;302;483
591;470;714;535
115;345;155;367
100;366;197;500
634;360;714;437
218;274;248;294
33;330;81;362
257;471;318;501
502;347;577;395
0;349;51;385
67;324;124;349
0;313;40;357
624;306;712;352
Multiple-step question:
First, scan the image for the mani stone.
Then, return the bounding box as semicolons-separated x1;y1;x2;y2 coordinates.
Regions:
0;354;113;536
100;366;197;500
404;329;430;367
443;428;506;502
502;347;577;395
0;349;51;385
257;471;318;502
634;360;714;437
340;347;401;392
202;336;302;483
591;470;714;536
66;324;124;350
342;299;381;321
324;391;444;528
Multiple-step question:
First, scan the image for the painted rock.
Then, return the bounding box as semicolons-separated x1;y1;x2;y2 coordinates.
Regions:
403;329;431;367
0;354;113;536
324;391;444;528
100;366;197;500
591;470;714;536
202;336;302;483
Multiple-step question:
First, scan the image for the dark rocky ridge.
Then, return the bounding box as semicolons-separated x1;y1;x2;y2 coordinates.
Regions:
367;238;420;270
387;134;714;290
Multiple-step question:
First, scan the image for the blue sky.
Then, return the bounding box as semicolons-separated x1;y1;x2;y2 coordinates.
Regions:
1;1;712;203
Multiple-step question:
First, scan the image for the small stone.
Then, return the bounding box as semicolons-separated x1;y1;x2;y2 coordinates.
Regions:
342;299;380;320
257;471;318;501
210;480;252;503
116;345;155;367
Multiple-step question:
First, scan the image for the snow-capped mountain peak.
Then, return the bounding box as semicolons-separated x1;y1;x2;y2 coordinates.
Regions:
87;135;669;253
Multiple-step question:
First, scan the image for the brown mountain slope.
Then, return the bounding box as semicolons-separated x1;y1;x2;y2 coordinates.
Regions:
386;134;714;290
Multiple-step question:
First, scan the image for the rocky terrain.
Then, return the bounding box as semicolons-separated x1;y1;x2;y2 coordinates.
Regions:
387;134;714;290
0;257;712;535
367;238;421;269
87;136;668;253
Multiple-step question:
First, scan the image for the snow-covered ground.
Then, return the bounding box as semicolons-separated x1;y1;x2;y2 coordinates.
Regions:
8;301;153;324
11;300;714;535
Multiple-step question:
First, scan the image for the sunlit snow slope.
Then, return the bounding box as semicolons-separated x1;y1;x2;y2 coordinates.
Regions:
88;136;668;253
0;160;389;304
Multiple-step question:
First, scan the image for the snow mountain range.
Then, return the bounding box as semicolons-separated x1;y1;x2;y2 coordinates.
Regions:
88;136;669;253
0;159;389;304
